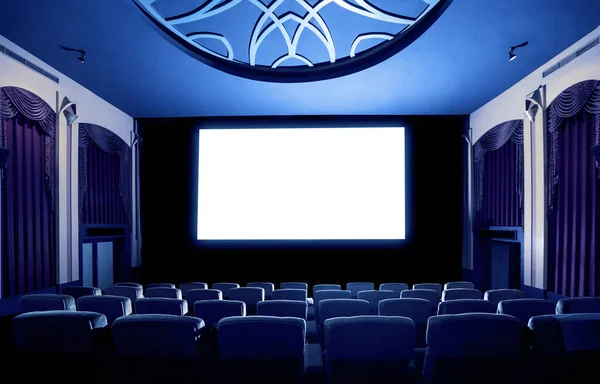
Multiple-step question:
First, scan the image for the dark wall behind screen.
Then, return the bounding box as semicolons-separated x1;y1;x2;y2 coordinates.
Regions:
138;116;467;287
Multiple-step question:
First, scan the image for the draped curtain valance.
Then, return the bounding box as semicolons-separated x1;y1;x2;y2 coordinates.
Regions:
0;86;56;210
473;119;524;212
547;80;600;212
79;123;131;223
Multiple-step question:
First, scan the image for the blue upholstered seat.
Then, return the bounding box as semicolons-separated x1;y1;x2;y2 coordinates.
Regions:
281;282;308;290
257;300;308;320
318;299;370;347
218;316;309;383
179;282;208;297
325;316;416;384
556;297;600;314
444;281;475;290
528;314;600;382
146;283;176;289
77;295;132;323
187;288;222;305
105;286;143;307
135;297;188;315
193;299;246;327
314;289;351;324
346;282;375;299
498;298;555;324
312;284;341;296
62;286;102;300
229;287;265;315
357;290;398;314
413;283;443;297
442;288;483;301
18;294;76;313
401;289;439;314
115;282;143;289
211;282;240;299
379;298;430;347
144;287;182;299
272;288;308;301
437;299;496;315
379;283;409;296
112;314;204;381
423;313;525;384
484;289;526;307
247;282;275;299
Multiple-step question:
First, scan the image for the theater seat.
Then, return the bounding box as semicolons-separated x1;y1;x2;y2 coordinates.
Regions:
325;316;416;384
218;316;308;384
187;288;222;306
229;287;265;315
379;298;430;347
346;282;375;299
444;281;475;290
280;282;308;290
105;286;144;308
556;297;600;314
62;286;102;301
13;311;108;383
112;314;204;382
379;283;409;296
147;283;176;289
211;283;240;299
318;299;370;347
144;287;182;299
437;299;496;315
135;297;188;316
247;282;275;300
423;313;525;384
18;294;76;313
498;299;555;324
257;300;308;319
401;289;439;314
179;282;208;297
272;288;307;302
193;299;246;327
314;289;351;324
115;282;143;289
484;289;526;307
413;283;443;298
78;295;132;323
442;288;483;301
357;290;398;314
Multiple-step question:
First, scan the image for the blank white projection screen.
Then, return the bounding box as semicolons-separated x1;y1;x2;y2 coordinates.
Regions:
197;127;405;240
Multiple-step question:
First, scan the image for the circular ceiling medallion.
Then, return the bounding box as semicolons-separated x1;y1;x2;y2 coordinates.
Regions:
132;0;453;82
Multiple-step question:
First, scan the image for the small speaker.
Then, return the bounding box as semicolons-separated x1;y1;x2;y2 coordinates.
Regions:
592;144;600;164
0;147;9;169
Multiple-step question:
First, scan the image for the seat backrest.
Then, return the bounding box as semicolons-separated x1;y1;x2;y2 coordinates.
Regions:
62;286;102;301
147;283;176;289
247;282;274;299
135;297;188;316
444;281;475;290
556;297;600;314
115;282;143;289
144;287;182;299
401;289;439;312
104;286;144;305
280;282;308;290
379;298;430;324
437;299;497;315
484;289;526;307
346;282;375;299
312;284;341;297
257;300;308;320
528;313;600;355
272;288;307;302
187;288;222;305
442;288;483;301
193;299;246;327
211;283;240;298
325;316;416;383
77;295;132;323
112;314;204;359
18;294;76;313
498;299;555;324
218;316;306;360
357;290;398;314
319;299;370;346
423;313;524;384
13;310;107;354
379;283;409;296
314;289;351;307
229;287;265;305
179;282;208;297
413;283;442;296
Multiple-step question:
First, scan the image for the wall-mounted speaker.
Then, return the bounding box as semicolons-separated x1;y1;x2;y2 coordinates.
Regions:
0;147;10;169
592;144;600;164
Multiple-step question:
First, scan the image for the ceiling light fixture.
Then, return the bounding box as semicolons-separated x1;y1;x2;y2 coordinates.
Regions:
59;45;87;63
509;41;528;61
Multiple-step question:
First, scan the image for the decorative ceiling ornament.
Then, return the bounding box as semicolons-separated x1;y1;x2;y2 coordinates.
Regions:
132;0;453;82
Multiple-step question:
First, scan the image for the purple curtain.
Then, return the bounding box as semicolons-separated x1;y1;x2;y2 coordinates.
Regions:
547;80;600;297
79;123;131;225
0;87;56;296
474;120;524;227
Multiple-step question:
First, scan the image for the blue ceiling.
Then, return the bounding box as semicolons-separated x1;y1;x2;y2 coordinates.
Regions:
0;0;598;118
